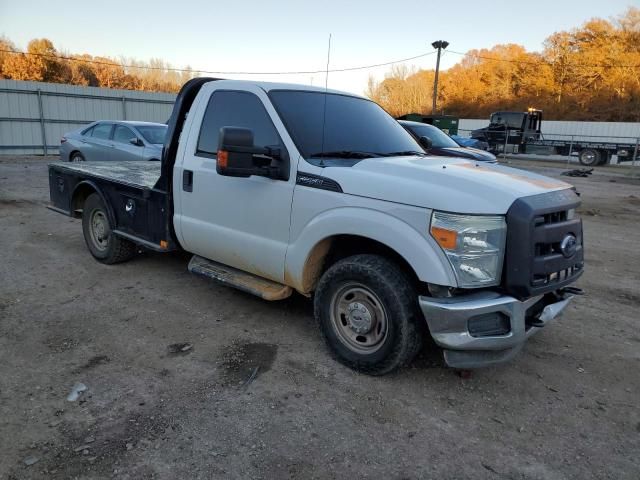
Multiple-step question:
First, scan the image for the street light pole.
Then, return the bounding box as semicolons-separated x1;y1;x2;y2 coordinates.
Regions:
431;40;449;115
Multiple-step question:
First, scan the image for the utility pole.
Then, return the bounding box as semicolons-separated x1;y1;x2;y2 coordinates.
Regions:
431;40;449;114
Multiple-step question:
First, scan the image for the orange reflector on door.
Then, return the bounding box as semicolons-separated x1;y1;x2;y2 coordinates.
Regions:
431;226;457;250
160;240;168;249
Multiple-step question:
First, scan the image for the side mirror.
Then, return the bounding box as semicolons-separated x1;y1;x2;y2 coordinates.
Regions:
130;137;143;146
419;136;433;151
216;127;283;178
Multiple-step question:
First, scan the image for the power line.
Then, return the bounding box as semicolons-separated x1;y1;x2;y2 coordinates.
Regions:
0;48;436;75
2;46;638;75
447;49;640;69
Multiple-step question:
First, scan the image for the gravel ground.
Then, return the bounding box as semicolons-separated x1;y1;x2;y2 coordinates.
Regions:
1;156;639;480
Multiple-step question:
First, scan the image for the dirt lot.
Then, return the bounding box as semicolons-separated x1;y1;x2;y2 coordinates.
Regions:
1;156;639;480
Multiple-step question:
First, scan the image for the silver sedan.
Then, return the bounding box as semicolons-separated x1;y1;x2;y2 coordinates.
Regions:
59;121;167;162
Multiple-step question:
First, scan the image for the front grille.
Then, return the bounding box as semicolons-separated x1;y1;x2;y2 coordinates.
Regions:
532;264;582;287
504;190;583;299
536;210;567;226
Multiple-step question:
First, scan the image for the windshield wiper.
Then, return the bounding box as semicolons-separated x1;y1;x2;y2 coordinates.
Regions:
309;150;383;159
382;150;428;157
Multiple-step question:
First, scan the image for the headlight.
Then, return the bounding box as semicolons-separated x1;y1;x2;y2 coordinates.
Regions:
430;211;507;288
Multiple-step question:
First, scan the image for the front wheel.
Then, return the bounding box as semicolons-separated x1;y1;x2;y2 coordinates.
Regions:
578;148;600;166
70;152;85;163
314;254;424;375
81;193;135;264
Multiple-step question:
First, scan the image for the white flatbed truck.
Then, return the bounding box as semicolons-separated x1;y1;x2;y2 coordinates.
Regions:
48;78;584;374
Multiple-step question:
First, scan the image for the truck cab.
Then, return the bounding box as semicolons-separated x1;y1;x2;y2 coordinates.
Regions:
472;109;542;153
48;79;584;374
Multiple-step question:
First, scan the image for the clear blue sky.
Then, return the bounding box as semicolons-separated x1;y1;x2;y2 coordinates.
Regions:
0;0;634;94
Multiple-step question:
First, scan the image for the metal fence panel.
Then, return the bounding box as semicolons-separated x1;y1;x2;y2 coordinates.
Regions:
0;79;176;155
3;80;640;156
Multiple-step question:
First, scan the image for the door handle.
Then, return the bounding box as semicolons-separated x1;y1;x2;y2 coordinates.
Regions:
183;170;193;192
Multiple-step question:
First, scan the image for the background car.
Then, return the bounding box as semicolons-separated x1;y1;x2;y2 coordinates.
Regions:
450;134;490;151
60;121;167;162
399;120;497;162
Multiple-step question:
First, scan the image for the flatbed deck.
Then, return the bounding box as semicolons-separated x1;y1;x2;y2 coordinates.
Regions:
49;161;161;190
48;160;175;251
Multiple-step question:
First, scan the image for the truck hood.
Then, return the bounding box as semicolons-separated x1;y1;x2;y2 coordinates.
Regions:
322;156;571;214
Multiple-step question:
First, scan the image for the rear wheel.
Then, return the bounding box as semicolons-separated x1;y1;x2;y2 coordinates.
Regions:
314;254;424;375
70;152;85;163
82;193;135;264
578;148;600;166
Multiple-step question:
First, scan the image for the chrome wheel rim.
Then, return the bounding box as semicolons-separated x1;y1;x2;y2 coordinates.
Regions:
89;209;109;251
330;283;388;354
581;151;596;164
72;154;84;162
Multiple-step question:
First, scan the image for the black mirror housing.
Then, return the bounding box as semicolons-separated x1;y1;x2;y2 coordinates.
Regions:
216;127;256;177
216;127;288;180
130;137;143;146
419;136;433;151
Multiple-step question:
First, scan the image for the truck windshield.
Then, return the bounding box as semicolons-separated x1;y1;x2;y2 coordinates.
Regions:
489;112;525;129
269;90;422;162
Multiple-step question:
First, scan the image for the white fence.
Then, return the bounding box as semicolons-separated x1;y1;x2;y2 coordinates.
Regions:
2;79;640;156
0;80;176;155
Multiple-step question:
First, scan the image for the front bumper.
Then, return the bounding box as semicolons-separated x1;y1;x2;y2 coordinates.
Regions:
419;290;573;369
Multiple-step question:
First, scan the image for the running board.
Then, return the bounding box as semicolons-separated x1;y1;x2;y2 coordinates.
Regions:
188;255;292;301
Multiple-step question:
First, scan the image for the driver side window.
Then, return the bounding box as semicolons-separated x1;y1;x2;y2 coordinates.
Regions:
196;90;283;158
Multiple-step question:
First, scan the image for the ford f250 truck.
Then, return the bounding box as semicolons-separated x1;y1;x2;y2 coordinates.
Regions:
48;78;584;374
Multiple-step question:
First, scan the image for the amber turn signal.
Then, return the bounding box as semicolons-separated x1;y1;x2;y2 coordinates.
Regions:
217;150;228;168
431;226;457;250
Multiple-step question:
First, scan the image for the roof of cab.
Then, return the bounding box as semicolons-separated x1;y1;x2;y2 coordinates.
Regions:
203;79;365;98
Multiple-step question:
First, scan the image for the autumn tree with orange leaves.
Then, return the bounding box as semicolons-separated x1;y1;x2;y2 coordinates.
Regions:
0;37;195;93
367;8;640;121
1;8;639;120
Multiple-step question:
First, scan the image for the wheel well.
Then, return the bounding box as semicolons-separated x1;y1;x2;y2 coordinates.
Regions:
598;150;611;164
71;184;97;218
302;235;422;294
69;150;81;161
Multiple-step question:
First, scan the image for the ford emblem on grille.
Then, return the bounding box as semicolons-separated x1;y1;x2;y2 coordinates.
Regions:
560;234;577;258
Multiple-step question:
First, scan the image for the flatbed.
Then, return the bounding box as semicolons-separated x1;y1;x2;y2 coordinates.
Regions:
48;160;173;252
471;110;637;165
523;138;636;164
49;161;161;190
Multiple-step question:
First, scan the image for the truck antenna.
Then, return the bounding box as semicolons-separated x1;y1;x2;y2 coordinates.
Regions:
319;33;332;167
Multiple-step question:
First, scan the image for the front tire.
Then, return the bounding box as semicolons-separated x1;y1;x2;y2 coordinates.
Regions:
314;254;424;375
578;148;600;166
82;193;135;264
70;151;85;163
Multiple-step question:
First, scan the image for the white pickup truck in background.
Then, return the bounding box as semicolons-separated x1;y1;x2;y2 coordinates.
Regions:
48;78;584;374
